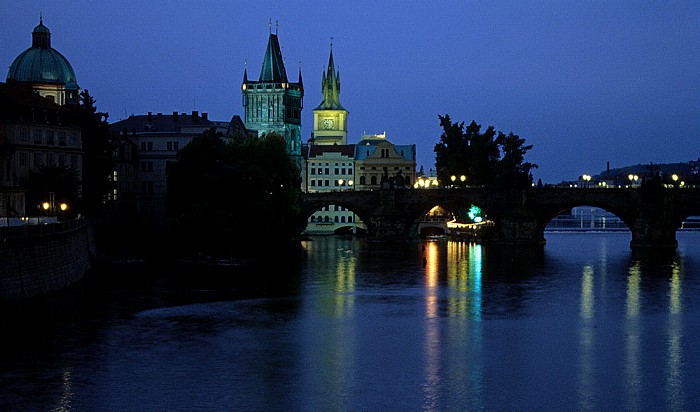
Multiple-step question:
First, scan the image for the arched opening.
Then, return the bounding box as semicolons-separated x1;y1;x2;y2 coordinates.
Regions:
545;206;630;232
303;203;367;237
417;203;495;241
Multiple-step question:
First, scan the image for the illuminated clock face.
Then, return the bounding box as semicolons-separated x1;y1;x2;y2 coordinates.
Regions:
323;118;335;129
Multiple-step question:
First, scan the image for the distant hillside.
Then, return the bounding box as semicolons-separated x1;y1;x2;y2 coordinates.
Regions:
597;159;699;182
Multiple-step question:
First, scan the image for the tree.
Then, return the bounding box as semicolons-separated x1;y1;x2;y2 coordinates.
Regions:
434;115;537;188
167;129;303;258
75;89;114;216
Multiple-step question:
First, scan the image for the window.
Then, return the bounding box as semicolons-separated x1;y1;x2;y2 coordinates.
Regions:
371;176;377;185
33;129;42;144
167;141;180;151
19;128;28;142
335;168;339;174
34;153;43;166
141;161;153;172
59;155;66;166
46;153;55;166
311;168;316;175
334;216;339;223
325;168;329;175
70;155;77;169
68;133;77;145
46;131;55;145
58;131;66;146
19;152;27;166
141;181;153;193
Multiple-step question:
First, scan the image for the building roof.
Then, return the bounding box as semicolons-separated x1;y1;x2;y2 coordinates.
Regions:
110;111;220;135
109;111;255;138
355;136;416;161
304;144;355;159
259;33;288;83
6;18;78;86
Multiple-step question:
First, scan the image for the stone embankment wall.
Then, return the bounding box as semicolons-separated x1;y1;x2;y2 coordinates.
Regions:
0;219;94;302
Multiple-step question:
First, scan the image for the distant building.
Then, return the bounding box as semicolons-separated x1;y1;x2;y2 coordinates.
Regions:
0;82;82;217
109;111;254;226
354;132;416;190
6;18;80;106
242;24;304;165
302;144;364;235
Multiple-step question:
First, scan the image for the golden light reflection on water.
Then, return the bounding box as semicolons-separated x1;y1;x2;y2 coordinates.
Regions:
666;260;684;410
625;261;641;410
53;368;73;412
421;240;484;411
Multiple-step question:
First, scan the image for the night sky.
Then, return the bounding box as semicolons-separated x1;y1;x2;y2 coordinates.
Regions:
2;1;699;183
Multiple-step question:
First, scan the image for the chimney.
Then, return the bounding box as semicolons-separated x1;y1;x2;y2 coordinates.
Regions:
173;111;178;122
192;111;199;122
202;112;208;121
148;111;152;122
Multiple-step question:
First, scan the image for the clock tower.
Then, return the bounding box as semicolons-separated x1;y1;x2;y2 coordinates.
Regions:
311;41;348;145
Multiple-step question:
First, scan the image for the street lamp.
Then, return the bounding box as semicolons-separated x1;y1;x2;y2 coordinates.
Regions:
582;174;591;188
460;175;466;183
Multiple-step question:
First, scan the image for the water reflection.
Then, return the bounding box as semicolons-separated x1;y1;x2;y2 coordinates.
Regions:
625;261;641;411
578;265;596;411
666;261;684;411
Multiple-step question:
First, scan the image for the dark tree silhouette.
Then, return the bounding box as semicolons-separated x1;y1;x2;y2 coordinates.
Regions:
75;90;114;216
167;129;303;258
434;115;537;188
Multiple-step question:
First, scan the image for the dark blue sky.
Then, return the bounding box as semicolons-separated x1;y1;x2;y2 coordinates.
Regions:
3;1;699;183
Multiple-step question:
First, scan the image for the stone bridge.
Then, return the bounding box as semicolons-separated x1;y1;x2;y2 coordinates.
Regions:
300;186;700;248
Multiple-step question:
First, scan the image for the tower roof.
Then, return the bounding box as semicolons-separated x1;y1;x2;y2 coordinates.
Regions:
7;18;77;86
259;33;288;83
315;43;344;111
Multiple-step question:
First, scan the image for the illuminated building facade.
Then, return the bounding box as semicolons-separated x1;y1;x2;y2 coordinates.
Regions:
242;24;304;165
310;43;348;146
354;132;416;191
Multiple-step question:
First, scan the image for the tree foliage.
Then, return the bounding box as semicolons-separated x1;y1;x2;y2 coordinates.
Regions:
75;90;114;216
167;129;303;257
434;115;537;188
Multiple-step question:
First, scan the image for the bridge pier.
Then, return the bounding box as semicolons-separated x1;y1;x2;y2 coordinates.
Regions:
630;218;678;249
493;211;545;246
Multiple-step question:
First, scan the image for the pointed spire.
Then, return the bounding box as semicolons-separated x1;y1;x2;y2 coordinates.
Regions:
316;39;344;110
259;24;288;82
298;61;303;86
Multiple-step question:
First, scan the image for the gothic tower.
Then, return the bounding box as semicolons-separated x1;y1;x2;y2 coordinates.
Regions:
311;41;348;145
242;22;304;160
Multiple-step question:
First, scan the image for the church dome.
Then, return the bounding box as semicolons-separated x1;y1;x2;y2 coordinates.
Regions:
6;19;77;86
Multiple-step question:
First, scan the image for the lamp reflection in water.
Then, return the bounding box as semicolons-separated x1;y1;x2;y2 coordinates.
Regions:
422;241;440;410
578;265;595;410
625;261;641;410
666;261;684;409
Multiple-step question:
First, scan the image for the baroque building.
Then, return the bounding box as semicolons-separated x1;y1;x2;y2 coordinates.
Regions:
242;24;304;164
6;18;79;106
0;82;82;219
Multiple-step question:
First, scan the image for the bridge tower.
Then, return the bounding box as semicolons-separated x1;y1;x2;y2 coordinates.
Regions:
242;20;304;164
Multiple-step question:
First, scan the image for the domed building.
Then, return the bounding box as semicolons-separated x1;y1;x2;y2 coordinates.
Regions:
6;17;80;106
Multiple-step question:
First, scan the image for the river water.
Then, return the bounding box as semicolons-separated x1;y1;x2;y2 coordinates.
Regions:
1;232;699;411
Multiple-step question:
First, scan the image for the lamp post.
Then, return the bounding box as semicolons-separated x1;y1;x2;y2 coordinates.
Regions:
582;174;591;188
